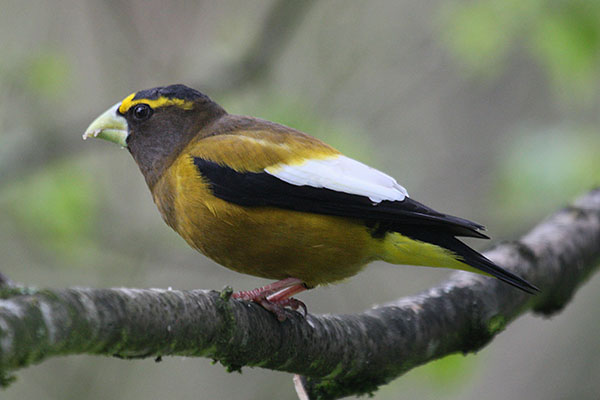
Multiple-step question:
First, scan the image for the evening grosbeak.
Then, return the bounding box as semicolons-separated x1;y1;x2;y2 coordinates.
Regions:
83;84;537;320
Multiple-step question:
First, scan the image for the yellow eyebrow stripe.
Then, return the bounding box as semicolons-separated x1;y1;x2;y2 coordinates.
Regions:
118;92;195;114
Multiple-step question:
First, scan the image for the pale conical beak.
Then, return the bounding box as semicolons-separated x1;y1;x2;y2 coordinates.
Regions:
83;103;129;147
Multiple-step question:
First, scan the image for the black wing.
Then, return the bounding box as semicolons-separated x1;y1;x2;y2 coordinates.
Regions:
194;158;487;238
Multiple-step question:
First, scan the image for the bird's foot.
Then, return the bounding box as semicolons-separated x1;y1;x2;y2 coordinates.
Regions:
231;287;277;301
231;277;303;301
231;278;308;321
269;297;307;318
257;298;306;322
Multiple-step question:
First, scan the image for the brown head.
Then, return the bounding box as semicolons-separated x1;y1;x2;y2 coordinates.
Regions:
83;84;226;188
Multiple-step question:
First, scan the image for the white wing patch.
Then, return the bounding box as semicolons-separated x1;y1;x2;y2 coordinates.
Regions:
265;155;408;203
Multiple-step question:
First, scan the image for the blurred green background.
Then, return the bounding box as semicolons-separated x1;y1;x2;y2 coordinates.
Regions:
1;1;599;399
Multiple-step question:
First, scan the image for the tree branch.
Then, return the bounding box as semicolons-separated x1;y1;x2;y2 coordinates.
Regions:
1;189;599;399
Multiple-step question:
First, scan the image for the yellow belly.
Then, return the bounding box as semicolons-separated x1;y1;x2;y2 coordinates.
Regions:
152;157;377;287
151;154;476;287
185;205;376;286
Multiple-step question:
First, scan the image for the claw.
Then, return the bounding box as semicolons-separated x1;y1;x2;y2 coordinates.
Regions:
231;278;309;321
275;297;307;318
258;299;289;322
258;297;307;321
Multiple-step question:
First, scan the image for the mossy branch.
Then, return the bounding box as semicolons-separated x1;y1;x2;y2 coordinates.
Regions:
1;189;599;399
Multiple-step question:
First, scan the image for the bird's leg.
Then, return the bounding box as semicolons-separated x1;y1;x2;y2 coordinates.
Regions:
266;284;308;317
231;277;303;301
232;278;308;321
259;284;308;322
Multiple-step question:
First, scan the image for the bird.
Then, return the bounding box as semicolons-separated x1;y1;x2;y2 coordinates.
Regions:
83;84;538;320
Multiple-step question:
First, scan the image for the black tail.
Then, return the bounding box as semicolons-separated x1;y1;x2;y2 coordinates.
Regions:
440;237;539;294
386;199;539;294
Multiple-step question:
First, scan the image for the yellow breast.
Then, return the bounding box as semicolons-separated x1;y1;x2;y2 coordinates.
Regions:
152;153;378;287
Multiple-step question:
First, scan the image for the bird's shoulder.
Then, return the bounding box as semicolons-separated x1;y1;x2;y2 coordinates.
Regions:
183;115;340;172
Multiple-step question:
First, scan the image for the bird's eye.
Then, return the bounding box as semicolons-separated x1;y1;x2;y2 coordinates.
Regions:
132;104;152;121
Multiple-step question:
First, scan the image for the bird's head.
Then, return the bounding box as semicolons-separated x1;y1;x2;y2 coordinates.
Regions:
83;84;226;188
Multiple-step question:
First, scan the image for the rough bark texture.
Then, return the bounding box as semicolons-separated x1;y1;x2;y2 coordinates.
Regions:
1;189;599;399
